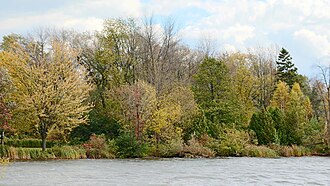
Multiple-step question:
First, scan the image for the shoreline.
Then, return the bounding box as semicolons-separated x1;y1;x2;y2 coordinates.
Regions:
1;143;329;161
3;153;329;162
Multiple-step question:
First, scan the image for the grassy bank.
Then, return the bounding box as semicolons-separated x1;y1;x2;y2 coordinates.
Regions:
1;135;327;160
0;145;87;160
0;144;318;161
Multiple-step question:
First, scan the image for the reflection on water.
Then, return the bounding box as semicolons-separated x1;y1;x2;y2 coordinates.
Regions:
0;157;329;185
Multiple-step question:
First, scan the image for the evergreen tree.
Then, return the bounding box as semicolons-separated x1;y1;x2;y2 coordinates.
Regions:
276;48;298;87
249;109;277;145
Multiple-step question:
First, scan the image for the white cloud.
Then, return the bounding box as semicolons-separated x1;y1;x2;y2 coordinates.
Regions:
68;0;142;18
62;17;104;32
0;0;142;35
223;24;255;44
0;13;104;34
283;0;330;19
223;44;237;53
294;29;330;57
142;0;201;15
1;0;330;76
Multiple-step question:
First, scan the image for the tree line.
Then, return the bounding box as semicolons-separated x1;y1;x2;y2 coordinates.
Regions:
0;18;329;157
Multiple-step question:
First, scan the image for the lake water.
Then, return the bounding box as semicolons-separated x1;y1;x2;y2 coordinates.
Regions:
0;157;329;185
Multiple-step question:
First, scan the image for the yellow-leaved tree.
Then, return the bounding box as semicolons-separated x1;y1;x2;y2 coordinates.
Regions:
0;40;92;151
270;81;290;111
225;53;257;126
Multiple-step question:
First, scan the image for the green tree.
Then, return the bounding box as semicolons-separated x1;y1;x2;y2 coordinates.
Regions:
1;41;92;151
192;57;231;126
285;83;312;145
224;53;257;126
0;34;26;52
269;82;312;145
76;19;138;109
268;107;286;144
276;48;298;87
250;110;277;145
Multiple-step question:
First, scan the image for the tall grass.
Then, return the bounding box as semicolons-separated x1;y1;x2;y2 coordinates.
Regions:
52;146;86;159
0;145;86;160
269;144;311;157
242;145;279;158
241;145;311;158
0;146;54;160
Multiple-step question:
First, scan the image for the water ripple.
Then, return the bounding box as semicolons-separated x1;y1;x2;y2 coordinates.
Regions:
1;157;330;185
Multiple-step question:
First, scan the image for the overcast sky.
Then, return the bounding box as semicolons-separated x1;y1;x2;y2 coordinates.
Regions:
1;0;330;77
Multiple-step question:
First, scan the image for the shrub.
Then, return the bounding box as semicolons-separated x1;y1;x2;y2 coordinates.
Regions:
181;137;215;158
153;139;183;157
0;145;9;158
242;145;278;158
115;133;149;158
210;128;250;156
309;144;329;155
82;134;116;159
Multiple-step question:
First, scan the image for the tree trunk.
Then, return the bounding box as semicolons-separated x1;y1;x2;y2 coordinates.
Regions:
326;114;330;147
41;127;47;151
0;131;4;145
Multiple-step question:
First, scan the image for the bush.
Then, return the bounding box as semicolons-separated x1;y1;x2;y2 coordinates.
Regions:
0;145;9;158
82;134;116;159
181;137;215;158
309;144;329;155
242;145;278;158
210;128;250;156
70;109;121;143
115;133;149;158
152;139;183;157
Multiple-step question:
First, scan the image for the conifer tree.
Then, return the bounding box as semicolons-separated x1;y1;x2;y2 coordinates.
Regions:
276;48;298;87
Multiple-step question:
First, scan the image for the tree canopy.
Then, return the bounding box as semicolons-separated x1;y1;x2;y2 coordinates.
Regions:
0;40;92;150
0;18;328;157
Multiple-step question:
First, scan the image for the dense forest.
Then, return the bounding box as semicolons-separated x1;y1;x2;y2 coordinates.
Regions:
0;18;330;159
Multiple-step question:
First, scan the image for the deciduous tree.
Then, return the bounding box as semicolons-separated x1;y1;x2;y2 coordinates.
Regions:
316;65;330;146
0;41;92;151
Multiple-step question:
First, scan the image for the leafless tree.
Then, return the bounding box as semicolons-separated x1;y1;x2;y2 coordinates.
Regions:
316;65;330;146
